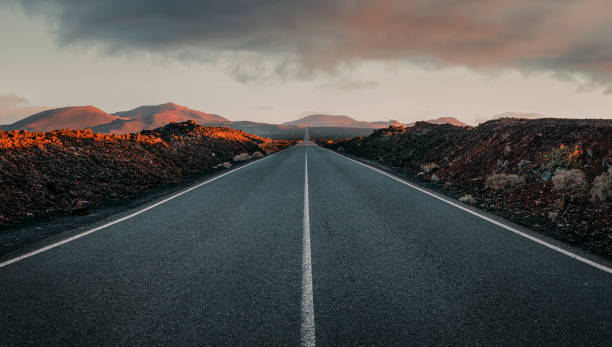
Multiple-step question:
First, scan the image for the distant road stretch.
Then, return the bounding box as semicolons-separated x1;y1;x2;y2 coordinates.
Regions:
1;142;611;345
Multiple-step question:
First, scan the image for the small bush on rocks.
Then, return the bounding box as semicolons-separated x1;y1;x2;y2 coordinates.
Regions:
552;169;586;192
545;144;583;170
485;173;524;190
546;146;567;169
458;194;477;205
251;151;265;159
421;162;439;173
590;172;612;201
233;152;250;162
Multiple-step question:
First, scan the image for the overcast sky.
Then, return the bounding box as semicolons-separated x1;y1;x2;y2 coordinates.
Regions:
1;1;612;125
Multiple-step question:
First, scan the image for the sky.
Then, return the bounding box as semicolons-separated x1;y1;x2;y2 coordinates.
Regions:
1;0;612;125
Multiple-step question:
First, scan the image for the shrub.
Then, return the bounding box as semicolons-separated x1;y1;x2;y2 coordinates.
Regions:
233;152;251;162
458;194;477;205
485;173;524;190
251;151;265;159
421;162;439;173
590;172;612;201
545;144;583;170
552;169;586;192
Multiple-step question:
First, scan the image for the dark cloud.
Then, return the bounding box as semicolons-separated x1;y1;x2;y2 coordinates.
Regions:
14;0;612;87
0;93;49;124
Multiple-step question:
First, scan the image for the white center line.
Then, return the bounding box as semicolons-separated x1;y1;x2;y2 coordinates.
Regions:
301;149;316;347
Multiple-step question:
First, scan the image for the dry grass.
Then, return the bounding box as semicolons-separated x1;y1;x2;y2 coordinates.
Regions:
421;162;439;173
590;172;612;201
552;169;586;192
232;152;251;162
458;194;477;205
485;173;524;190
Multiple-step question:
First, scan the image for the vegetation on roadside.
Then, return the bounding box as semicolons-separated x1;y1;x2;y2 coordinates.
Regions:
591;172;612;201
552;169;587;193
486;173;524;190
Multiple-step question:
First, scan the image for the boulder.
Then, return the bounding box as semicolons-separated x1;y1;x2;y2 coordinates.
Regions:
233;152;251;162
518;159;532;172
251;151;265;159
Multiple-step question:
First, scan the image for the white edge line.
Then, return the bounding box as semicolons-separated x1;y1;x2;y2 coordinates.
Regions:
301;150;316;347
0;151;281;269
324;147;612;275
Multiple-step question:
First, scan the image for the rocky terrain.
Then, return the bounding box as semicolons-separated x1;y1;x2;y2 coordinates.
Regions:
0;121;293;229
322;118;612;258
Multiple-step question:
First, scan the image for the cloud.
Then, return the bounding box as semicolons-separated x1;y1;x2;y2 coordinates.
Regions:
0;93;49;124
318;80;379;91
252;105;274;111
13;0;612;88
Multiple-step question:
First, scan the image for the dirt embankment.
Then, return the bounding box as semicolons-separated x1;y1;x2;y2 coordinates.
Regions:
0;120;294;229
322;118;612;258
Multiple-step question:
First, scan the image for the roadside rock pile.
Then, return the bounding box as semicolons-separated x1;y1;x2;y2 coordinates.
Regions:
323;118;612;258
0;121;293;228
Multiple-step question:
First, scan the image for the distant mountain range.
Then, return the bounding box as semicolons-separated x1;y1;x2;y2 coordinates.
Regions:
493;112;550;120
99;103;228;134
0;103;229;134
283;114;403;128
0;103;469;138
406;117;469;127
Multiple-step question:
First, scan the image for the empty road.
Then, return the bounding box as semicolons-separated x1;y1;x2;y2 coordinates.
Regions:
1;142;611;345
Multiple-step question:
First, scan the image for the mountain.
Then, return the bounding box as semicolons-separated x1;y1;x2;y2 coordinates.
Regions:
284;114;402;128
228;121;303;139
3;106;117;132
95;103;230;134
493;112;551;120
406;117;469;127
424;117;469;127
2;103;231;134
3;105;393;138
369;120;406;127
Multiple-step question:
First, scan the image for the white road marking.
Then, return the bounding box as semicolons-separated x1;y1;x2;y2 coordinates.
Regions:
0;153;280;269
325;148;612;275
301;149;316;347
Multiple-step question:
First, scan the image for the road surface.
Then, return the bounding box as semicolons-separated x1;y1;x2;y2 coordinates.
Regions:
1;142;611;345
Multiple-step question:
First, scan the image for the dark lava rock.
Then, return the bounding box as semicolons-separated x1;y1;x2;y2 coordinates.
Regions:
322;118;612;258
0;122;294;229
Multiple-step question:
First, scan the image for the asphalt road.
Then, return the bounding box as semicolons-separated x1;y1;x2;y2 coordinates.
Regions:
1;142;611;345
